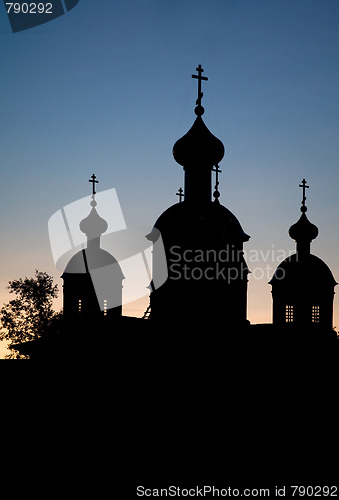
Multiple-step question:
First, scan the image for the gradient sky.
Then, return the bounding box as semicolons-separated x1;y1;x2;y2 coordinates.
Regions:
1;0;339;356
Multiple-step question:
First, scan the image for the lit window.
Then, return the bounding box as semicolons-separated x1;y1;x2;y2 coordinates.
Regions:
78;299;82;314
285;305;293;323
312;305;320;324
103;299;108;316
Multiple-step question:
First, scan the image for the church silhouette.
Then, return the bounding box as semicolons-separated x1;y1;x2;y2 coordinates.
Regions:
62;175;124;323
270;179;336;333
14;65;338;361
13;66;339;484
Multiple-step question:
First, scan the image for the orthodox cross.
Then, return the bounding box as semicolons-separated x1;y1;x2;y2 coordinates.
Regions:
299;178;309;208
192;64;208;107
212;164;222;190
176;187;184;202
89;174;98;195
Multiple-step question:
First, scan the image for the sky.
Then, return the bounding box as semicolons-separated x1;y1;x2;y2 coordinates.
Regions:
1;0;339;357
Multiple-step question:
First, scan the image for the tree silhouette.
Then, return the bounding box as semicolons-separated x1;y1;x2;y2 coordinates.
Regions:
0;270;60;355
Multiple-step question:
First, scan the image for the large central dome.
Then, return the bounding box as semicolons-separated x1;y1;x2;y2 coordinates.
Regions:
153;200;250;245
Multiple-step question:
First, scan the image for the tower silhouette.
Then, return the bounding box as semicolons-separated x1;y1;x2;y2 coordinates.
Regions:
62;175;124;325
270;179;337;333
147;66;250;327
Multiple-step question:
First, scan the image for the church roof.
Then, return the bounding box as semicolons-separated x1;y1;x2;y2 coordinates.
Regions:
62;247;124;278
269;253;337;287
152;200;250;244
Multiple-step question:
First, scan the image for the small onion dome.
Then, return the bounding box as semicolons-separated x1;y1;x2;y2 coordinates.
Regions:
79;200;108;239
173;116;225;169
288;213;319;242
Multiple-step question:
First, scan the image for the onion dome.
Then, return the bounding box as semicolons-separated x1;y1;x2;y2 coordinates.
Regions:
173;115;225;169
289;213;318;242
288;179;318;244
80;197;108;239
173;65;224;169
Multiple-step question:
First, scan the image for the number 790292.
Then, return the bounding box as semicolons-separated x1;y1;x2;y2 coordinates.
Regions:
6;3;53;14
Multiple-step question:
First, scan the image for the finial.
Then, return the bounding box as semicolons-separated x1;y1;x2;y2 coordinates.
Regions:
176;187;184;203
192;64;208;116
212;164;222;201
299;178;309;213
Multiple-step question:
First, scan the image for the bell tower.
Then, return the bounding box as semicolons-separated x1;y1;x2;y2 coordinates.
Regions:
270;180;337;332
62;175;124;325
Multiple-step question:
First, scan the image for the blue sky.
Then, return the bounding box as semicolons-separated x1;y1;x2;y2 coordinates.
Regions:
1;0;339;354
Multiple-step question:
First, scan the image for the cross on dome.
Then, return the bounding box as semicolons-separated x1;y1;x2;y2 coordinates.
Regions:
299;178;309;213
176;187;184;203
288;179;318;248
212;164;222;200
192;64;208;116
89;174;98;195
213;164;222;187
